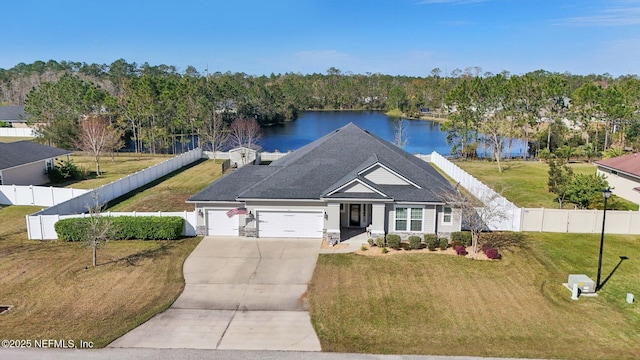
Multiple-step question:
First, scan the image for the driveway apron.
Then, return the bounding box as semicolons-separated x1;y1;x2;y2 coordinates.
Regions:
109;236;322;351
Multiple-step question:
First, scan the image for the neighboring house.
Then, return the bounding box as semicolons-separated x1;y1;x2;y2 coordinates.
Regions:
0;141;71;185
188;123;461;242
229;145;261;168
594;153;640;205
0;105;27;127
0;105;36;137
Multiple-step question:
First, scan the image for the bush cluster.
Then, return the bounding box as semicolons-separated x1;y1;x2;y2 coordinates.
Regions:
54;217;91;242
55;216;184;241
424;234;438;251
455;245;468;256
451;231;472;246
408;235;422;250
439;238;449;250
386;234;401;249
375;237;385;247
48;159;86;183
485;248;501;260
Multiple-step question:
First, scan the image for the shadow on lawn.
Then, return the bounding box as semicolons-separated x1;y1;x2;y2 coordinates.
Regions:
598;255;629;291
99;242;177;267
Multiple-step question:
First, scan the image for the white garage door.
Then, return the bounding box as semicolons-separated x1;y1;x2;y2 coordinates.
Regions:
258;211;324;238
207;209;239;236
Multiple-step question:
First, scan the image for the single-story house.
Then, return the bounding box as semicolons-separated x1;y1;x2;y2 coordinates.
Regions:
0;141;72;185
594;153;640;205
188;123;461;242
0;105;27;127
229;145;261;168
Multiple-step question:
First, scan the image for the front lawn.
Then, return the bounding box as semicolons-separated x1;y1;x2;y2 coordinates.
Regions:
0;205;200;347
309;233;640;359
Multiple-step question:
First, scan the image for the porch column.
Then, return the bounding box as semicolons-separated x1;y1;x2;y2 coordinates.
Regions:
370;203;386;238
325;203;341;244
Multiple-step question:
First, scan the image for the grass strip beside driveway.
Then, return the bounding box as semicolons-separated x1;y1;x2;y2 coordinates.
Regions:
0;205;200;348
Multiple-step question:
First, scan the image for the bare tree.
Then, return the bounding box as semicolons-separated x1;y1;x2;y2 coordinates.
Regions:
105;124;125;161
201;111;229;157
75;115;123;176
85;191;112;266
392;118;409;149
442;187;509;257
229;117;262;165
229;117;262;149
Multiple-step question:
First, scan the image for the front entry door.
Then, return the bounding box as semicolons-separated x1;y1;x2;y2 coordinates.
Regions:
350;204;360;227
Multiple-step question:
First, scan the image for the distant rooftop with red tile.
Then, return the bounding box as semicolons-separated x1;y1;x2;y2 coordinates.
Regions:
594;153;640;179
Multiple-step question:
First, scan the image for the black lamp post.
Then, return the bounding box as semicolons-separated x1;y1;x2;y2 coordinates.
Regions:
596;188;611;292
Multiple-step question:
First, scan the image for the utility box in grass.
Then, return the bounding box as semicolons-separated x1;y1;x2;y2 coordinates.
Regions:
568;274;596;294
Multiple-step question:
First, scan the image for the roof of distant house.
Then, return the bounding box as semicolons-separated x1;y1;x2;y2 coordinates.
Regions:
594;153;640;179
0;106;26;122
0;141;71;171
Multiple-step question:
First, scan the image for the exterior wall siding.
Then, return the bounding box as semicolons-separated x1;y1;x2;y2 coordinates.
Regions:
3;161;48;186
597;168;640;205
362;166;408;185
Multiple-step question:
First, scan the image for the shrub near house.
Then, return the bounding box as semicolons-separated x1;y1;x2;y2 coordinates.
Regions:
55;216;184;241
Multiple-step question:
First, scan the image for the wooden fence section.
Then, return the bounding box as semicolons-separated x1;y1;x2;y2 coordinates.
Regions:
0;185;88;206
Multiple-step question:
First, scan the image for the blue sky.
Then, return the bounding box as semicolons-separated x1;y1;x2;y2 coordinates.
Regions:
2;0;639;76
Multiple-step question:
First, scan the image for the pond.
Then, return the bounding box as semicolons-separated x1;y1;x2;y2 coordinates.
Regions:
261;111;526;157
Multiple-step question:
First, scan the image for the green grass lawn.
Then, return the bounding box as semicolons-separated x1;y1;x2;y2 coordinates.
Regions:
453;159;639;210
0;205;201;347
0;136;34;143
60;153;172;189
309;233;640;359
107;159;224;212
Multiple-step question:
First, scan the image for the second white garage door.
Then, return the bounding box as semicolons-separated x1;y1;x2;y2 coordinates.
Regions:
207;209;239;236
258;211;324;238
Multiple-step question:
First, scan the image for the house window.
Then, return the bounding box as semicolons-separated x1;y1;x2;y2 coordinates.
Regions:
340;204;345;213
395;207;423;232
442;206;453;224
45;159;54;172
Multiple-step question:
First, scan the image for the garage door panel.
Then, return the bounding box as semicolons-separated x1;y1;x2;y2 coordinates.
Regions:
207;210;239;236
258;211;323;238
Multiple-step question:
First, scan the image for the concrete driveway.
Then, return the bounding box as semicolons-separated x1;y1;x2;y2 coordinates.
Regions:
109;236;322;351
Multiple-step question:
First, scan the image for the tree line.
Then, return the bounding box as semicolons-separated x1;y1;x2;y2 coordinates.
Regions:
442;72;640;172
0;59;638;158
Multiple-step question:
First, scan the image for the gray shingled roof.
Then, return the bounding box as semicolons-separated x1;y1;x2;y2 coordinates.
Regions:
0;106;26;122
188;123;455;203
0;141;72;171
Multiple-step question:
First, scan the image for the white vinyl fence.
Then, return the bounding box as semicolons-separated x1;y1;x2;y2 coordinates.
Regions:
26;148;203;239
0;185;89;206
520;208;640;234
204;150;291;161
0;127;36;137
429;151;522;231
